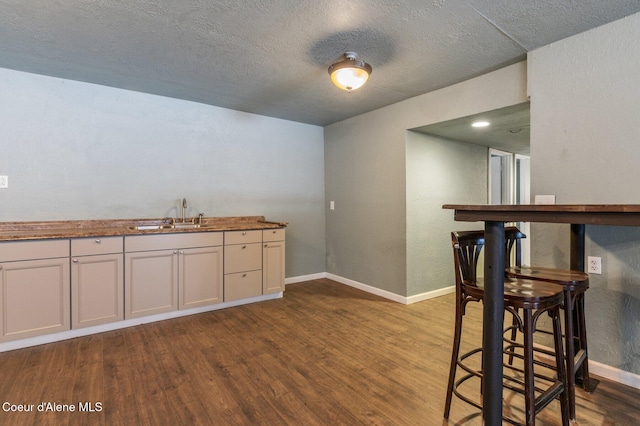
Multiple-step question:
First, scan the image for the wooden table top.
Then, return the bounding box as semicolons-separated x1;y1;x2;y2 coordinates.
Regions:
442;204;640;226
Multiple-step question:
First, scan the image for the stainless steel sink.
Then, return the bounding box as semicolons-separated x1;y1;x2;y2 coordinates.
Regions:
129;222;213;231
128;224;174;231
171;223;202;229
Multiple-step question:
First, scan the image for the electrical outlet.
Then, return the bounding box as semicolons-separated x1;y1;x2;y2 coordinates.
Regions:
588;256;602;274
0;175;8;189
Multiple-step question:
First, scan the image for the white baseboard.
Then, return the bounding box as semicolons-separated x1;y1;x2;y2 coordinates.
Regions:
285;272;327;285
326;273;408;303
324;273;454;305
286;272;454;305
589;359;640;389
406;285;455;304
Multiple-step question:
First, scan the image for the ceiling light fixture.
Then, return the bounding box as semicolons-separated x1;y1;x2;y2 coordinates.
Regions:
472;121;490;128
328;52;372;92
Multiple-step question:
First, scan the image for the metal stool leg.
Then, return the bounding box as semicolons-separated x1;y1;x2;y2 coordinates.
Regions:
562;289;577;420
552;306;570;425
523;309;536;426
444;303;464;419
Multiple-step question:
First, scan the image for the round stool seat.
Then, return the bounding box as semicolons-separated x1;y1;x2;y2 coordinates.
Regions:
507;265;589;291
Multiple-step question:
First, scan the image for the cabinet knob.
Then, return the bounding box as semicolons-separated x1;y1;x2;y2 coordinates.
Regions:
242;273;247;277
0;265;3;270
173;250;178;254
179;250;184;254
95;239;101;244
242;231;246;236
264;244;268;248
272;230;277;234
73;258;79;263
242;245;247;249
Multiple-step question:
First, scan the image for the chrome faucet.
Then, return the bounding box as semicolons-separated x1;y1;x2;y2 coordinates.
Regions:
180;198;187;223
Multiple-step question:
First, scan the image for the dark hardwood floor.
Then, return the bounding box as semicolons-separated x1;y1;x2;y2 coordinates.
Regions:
1;279;638;425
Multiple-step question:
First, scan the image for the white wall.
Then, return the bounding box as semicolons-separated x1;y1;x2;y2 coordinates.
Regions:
528;13;640;377
0;68;326;278
325;62;528;297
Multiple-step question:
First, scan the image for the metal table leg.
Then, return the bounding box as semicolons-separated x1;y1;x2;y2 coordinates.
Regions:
570;223;598;392
483;221;505;425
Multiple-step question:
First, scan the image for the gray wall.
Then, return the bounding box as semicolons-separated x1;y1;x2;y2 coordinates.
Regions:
325;62;528;297
0;68;326;279
528;13;640;376
406;132;488;296
324;106;409;296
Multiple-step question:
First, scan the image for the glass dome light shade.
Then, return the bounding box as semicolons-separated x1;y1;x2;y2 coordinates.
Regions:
328;53;372;91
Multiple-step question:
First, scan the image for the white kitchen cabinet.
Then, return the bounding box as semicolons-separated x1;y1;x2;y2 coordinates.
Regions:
0;240;70;342
224;230;262;301
179;245;224;309
263;229;285;294
224;270;262;301
124;232;223;319
125;248;178;318
71;237;123;328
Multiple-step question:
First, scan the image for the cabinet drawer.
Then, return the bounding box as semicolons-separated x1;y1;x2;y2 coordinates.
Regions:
224;270;262;301
224;230;262;245
0;239;69;262
224;243;261;274
125;232;223;252
263;228;285;242
72;236;123;256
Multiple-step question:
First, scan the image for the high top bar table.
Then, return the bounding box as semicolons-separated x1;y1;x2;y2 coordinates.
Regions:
442;204;640;425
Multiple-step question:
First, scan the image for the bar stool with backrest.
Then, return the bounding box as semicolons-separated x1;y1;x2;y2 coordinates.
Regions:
443;230;569;426
504;226;590;421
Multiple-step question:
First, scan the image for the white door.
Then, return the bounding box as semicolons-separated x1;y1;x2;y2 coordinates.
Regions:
489;149;513;205
489;150;531;265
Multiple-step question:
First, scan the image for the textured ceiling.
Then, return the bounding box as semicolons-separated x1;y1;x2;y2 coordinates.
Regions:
1;1;639;126
413;102;531;155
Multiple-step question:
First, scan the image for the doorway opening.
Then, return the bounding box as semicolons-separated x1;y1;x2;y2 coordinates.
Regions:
489;149;531;264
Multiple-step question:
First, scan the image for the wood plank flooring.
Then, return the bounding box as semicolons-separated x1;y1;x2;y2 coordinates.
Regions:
1;278;639;425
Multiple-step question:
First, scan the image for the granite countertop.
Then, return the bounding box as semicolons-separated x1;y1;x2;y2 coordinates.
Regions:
0;216;287;242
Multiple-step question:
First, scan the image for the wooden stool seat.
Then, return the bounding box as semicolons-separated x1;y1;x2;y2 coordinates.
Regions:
507;265;589;292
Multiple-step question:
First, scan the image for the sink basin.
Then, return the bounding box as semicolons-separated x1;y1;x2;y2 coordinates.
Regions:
128;222;209;231
171;223;202;229
129;224;174;231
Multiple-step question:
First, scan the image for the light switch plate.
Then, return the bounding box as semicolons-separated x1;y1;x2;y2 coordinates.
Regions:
534;195;555;205
0;175;7;189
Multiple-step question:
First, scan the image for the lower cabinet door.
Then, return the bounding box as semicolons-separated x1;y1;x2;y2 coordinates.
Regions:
179;246;223;309
263;240;285;294
125;249;178;319
0;257;70;342
224;270;262;302
72;253;124;328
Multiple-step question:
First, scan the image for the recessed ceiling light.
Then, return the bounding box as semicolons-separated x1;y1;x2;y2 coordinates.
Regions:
472;121;490;128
